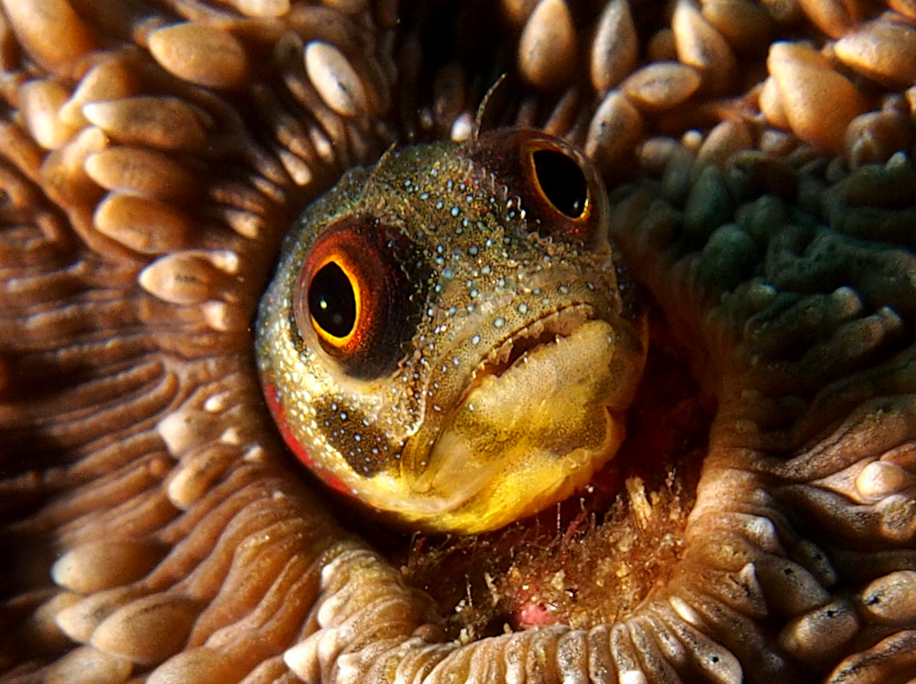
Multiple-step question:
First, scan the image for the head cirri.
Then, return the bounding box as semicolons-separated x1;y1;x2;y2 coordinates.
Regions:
255;129;648;534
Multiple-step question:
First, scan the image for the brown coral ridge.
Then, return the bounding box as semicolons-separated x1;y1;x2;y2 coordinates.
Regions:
1;1;916;683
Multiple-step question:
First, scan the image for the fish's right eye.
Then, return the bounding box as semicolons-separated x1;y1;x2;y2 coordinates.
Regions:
295;218;410;378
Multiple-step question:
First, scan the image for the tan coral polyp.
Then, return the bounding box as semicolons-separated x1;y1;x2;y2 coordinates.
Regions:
766;41;868;153
149;22;250;90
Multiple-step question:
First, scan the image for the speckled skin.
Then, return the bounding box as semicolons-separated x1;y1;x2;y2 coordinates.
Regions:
256;130;648;533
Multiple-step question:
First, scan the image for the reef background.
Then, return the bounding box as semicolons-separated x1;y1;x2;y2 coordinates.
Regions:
2;1;916;683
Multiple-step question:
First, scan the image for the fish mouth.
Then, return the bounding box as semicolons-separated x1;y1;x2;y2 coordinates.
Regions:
458;304;595;406
398;302;647;533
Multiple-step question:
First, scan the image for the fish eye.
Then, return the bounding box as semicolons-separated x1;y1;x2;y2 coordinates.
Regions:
294;218;411;377
467;129;607;246
531;147;589;219
308;259;359;343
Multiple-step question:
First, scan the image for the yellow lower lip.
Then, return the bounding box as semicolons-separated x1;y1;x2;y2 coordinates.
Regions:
400;318;646;533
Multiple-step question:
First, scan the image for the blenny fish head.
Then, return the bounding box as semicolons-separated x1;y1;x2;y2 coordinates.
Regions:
256;129;648;533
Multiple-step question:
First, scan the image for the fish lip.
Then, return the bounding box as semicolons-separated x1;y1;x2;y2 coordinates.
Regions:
455;302;596;411
411;311;628;524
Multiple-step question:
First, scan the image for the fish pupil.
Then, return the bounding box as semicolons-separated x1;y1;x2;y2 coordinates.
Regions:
309;261;357;338
532;148;587;218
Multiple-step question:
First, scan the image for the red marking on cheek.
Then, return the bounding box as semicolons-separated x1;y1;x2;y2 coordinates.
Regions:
261;377;352;496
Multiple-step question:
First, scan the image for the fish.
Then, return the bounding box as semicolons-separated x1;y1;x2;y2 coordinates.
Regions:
255;129;648;534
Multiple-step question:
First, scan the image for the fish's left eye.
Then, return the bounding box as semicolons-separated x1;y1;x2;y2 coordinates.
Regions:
531;147;589;219
467;129;608;247
294;218;410;378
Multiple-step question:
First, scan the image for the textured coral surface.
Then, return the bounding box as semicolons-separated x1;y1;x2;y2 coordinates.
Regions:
1;1;916;683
